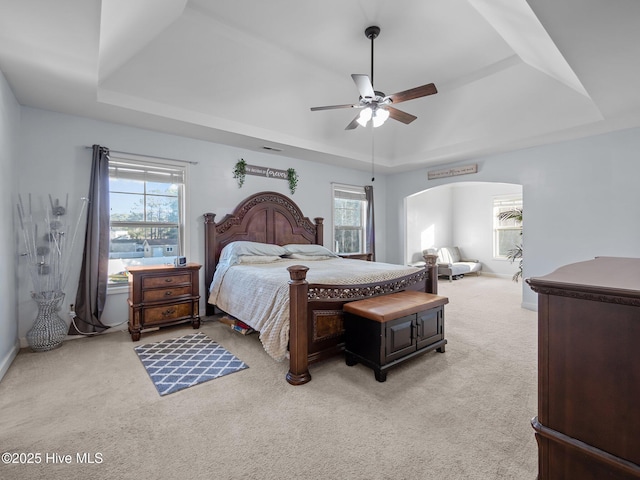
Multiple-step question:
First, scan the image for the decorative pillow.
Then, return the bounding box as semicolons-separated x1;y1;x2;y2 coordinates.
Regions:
219;241;287;267
238;255;283;264
283;244;338;257
287;253;335;261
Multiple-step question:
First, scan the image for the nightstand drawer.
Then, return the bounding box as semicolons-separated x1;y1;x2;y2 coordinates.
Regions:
142;286;192;302
144;302;193;325
142;273;191;289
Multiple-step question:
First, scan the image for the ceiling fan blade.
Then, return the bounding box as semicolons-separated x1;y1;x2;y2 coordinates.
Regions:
351;74;375;100
387;106;417;124
311;103;361;111
345;114;361;130
388;83;437;104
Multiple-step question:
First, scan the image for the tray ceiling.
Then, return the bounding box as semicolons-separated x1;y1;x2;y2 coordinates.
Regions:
2;0;640;173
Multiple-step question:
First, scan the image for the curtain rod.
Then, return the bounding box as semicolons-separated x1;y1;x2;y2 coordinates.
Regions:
84;146;198;165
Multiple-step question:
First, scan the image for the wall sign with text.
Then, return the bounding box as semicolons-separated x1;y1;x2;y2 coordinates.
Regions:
245;164;288;180
427;164;478;180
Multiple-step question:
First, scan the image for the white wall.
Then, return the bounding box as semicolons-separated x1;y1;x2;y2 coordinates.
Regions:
11;91;640;350
16;107;387;342
386;127;640;310
0;70;20;381
405;185;453;263
451;182;522;277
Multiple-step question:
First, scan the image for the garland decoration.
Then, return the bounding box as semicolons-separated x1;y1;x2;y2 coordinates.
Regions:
233;159;246;188
287;168;298;194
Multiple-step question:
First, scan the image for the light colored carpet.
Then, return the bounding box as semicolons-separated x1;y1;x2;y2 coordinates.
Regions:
0;276;538;479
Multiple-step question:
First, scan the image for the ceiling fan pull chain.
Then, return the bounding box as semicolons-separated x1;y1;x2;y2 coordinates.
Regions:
371;126;375;182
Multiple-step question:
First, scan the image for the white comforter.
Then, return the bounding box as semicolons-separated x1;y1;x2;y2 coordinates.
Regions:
208;258;420;361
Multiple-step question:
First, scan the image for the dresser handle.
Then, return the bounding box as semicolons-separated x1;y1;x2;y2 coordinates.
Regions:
165;291;172;296
162;309;176;317
165;278;173;283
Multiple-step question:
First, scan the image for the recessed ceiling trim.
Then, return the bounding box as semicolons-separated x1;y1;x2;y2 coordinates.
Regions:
469;0;591;98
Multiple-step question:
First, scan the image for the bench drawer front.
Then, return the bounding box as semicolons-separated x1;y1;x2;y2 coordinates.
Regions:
385;314;417;362
416;307;444;350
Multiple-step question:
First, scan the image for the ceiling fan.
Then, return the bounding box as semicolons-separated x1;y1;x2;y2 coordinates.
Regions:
310;25;437;130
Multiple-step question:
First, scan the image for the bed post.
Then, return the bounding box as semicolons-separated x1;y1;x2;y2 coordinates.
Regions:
314;218;324;245
423;253;439;295
203;213;217;316
286;265;311;385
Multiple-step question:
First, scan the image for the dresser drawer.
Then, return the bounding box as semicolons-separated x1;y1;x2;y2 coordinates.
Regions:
144;302;193;325
142;273;192;289
142;286;192;303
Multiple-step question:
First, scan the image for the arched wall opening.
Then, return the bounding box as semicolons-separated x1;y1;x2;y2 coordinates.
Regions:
405;181;523;280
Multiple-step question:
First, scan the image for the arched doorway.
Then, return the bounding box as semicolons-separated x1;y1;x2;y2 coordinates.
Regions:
405;181;523;281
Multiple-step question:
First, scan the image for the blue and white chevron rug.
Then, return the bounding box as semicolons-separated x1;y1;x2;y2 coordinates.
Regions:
134;332;248;396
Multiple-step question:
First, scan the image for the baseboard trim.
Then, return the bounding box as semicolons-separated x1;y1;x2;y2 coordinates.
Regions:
521;301;537;311
0;339;20;382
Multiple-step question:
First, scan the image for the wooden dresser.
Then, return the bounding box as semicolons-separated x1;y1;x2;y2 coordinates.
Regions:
527;257;640;479
127;263;201;341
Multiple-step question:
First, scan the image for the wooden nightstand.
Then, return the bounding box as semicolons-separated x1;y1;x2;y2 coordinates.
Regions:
127;263;202;341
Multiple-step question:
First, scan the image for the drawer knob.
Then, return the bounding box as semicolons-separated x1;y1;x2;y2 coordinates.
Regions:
162;309;176;317
165;291;172;296
165;278;173;283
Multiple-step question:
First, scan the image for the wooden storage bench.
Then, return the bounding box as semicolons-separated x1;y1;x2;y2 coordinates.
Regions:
343;290;448;382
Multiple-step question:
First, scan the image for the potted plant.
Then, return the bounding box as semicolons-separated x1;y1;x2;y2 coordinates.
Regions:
287;168;298;195
498;207;523;282
233;159;246;188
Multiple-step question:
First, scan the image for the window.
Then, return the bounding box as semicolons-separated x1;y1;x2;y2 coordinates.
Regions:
332;184;367;254
493;195;522;259
108;156;187;286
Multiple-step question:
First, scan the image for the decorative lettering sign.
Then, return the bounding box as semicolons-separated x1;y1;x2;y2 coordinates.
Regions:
245;164;288;180
427;164;478;180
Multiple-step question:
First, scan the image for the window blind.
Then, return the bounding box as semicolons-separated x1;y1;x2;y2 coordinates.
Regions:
333;185;365;201
108;158;185;184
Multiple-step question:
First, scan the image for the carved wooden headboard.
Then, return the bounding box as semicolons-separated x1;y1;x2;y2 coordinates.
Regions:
203;191;324;314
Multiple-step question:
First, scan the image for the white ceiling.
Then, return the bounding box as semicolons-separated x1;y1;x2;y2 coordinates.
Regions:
2;0;640;173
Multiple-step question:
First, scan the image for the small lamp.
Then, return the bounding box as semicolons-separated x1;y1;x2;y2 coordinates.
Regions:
357;107;373;127
372;108;389;128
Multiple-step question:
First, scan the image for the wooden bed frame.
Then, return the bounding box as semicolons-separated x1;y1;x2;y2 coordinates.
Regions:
203;191;438;385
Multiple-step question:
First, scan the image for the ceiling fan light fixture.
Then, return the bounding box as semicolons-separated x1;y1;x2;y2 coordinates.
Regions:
372;108;389;128
310;25;437;129
357;107;372;127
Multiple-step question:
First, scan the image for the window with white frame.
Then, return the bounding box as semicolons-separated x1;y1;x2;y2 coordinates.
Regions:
493;195;523;259
332;184;367;254
108;156;187;286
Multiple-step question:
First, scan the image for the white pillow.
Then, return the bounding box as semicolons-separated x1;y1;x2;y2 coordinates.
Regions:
238;255;283;264
283;244;338;257
219;241;287;267
287;253;335;261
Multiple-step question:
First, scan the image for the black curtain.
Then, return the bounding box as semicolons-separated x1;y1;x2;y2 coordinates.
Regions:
69;145;110;334
365;185;376;261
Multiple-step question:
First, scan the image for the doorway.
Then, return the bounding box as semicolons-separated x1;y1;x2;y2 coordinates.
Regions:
405;181;523;281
